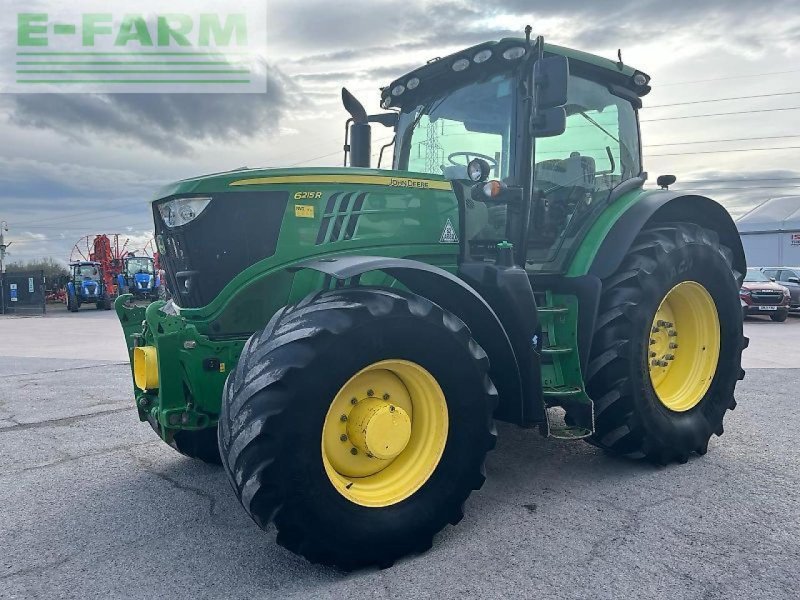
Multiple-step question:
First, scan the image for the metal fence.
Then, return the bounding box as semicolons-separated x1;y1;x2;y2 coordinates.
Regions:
0;270;46;316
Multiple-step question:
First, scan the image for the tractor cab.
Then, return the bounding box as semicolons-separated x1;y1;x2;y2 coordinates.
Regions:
376;37;649;271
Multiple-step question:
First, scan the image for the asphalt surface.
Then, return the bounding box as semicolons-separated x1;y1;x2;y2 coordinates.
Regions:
1;308;799;599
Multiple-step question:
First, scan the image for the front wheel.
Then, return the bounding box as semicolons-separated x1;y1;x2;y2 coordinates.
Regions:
771;310;788;322
218;287;497;569
67;290;79;312
585;223;747;464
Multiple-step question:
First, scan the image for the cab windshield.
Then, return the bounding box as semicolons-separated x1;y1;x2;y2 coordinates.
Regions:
127;258;154;276
394;74;514;180
76;265;99;279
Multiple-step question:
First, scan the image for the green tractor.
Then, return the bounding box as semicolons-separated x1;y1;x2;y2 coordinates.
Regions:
117;33;747;569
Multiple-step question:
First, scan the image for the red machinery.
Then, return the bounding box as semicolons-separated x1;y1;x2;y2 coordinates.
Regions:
70;234;131;297
70;235;159;297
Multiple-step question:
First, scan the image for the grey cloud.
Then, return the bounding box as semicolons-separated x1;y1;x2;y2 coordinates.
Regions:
2;67;294;153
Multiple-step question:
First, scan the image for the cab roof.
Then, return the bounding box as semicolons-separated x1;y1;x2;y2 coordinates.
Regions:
380;37;651;110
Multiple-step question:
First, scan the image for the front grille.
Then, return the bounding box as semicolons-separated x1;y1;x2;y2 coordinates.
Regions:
155;191;289;308
750;290;784;305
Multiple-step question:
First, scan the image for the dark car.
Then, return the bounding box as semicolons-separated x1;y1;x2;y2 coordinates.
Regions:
741;268;790;321
761;267;800;311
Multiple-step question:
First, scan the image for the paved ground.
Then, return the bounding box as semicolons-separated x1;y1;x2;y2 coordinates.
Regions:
1;308;799;599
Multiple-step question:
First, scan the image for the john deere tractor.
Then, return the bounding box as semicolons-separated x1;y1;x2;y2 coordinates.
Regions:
117;34;747;569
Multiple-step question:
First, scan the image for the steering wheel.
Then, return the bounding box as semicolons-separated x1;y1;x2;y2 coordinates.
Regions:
447;151;498;171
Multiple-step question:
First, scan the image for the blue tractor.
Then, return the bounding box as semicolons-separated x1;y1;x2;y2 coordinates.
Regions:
66;261;112;311
117;255;160;301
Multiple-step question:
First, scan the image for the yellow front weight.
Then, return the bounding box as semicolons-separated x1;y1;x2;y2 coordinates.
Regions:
133;346;159;390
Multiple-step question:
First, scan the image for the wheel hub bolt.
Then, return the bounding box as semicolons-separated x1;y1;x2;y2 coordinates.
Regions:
650;351;656;358
650;338;656;345
665;354;675;361
657;320;667;327
350;448;358;455
659;360;669;367
669;342;678;349
668;330;677;337
367;389;374;397
350;397;357;405
652;326;659;333
383;393;390;400
340;434;348;442
340;414;348;422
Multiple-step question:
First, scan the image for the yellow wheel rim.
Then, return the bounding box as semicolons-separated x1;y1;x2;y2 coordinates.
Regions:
648;281;720;412
321;360;448;507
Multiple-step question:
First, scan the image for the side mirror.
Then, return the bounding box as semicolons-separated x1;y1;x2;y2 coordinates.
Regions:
788;277;800;284
534;55;569;108
531;107;566;138
531;55;568;138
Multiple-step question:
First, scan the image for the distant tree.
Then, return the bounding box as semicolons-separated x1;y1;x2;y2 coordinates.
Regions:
5;257;69;283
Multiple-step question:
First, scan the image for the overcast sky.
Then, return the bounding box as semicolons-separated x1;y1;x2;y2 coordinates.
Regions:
1;0;799;263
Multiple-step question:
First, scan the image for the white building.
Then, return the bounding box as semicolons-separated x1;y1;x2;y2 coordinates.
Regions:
736;196;800;268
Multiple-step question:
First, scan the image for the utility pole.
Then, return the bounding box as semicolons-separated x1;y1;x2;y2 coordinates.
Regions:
0;220;9;274
0;220;7;314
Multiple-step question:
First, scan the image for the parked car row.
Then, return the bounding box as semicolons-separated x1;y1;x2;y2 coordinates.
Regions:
739;267;799;322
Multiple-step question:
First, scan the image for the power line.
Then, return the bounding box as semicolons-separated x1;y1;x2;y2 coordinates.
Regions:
659;69;800;87
648;134;800;147
642;105;800;123
647;145;800;158
648;90;800;109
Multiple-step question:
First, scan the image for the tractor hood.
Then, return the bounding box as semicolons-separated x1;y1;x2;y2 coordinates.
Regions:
151;167;456;308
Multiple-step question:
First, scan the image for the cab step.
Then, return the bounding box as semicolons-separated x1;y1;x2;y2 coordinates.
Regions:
542;386;583;397
541;345;573;356
538;305;569;315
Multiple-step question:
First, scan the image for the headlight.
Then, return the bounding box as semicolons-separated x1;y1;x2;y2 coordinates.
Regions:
452;58;470;72
473;49;492;64
503;46;526;60
784;289;791;298
158;196;212;228
467;158;490;182
739;288;750;295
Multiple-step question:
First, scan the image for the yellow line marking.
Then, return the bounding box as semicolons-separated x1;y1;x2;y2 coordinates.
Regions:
229;174;453;191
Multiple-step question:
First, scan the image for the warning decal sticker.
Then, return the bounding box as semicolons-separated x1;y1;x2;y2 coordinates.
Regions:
440;218;459;244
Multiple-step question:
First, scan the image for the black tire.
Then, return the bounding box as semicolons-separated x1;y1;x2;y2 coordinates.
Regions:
170;427;222;464
147;417;222;465
67;290;79;312
584;223;747;464
218;287;497;569
771;311;788;322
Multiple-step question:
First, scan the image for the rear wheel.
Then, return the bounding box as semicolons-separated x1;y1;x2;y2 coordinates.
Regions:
218;287;497;569
585;223;747;464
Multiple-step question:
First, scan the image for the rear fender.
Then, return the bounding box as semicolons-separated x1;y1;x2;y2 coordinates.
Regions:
589;192;746;281
294;256;526;425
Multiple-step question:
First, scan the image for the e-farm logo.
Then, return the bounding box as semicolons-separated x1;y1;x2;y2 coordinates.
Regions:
2;1;267;93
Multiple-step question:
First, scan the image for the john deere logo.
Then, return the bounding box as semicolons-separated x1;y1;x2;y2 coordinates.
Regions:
2;1;267;94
